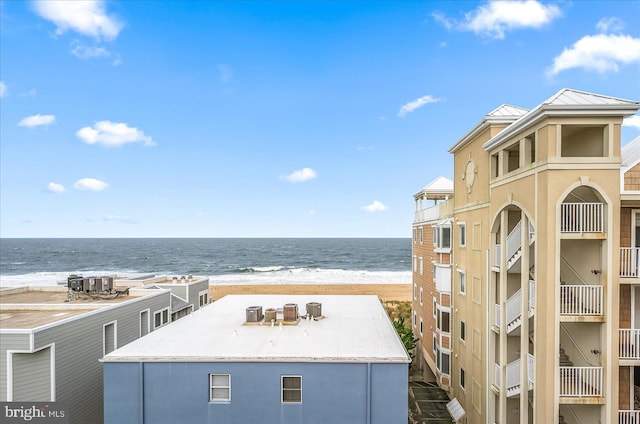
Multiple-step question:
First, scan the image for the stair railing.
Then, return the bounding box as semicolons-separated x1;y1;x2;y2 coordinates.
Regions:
505;220;523;264
560;323;598;366
560;256;591;286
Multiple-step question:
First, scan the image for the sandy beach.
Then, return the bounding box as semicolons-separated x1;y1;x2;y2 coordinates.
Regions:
209;283;412;302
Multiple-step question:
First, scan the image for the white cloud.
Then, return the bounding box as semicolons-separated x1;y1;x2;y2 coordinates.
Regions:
70;41;110;59
32;0;123;41
596;17;624;34
434;0;562;39
74;178;109;191
362;201;388;213
0;81;6;98
624;115;640;130
18;114;56;128
281;167;317;183
398;95;441;118
47;182;66;193
76;121;155;147
547;33;640;76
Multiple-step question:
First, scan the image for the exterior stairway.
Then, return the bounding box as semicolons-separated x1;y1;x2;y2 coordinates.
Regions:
559;346;573;367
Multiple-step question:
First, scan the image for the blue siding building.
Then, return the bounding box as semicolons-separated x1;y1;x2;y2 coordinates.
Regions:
103;295;410;424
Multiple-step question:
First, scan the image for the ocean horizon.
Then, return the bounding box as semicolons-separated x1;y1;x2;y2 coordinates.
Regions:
0;238;412;287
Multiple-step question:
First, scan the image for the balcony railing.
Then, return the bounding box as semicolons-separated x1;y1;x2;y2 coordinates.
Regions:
414;205;440;223
559;367;602;397
500;354;535;395
560;285;603;315
619;410;640;424
620;329;640;360
494;244;501;268
494;363;500;388
494;304;500;327
561;202;604;233
621;248;640;278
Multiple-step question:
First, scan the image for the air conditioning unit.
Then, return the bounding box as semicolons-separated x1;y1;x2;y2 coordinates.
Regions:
306;302;322;318
283;303;298;322
246;306;263;323
101;277;113;291
67;275;84;292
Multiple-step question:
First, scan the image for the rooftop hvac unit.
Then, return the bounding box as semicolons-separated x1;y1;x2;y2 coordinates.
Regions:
246;306;263;323
283;303;298;322
89;278;97;291
100;277;113;291
67;275;85;292
306;302;322;318
264;308;277;322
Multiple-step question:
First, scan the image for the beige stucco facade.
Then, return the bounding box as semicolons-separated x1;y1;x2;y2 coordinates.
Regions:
412;89;640;424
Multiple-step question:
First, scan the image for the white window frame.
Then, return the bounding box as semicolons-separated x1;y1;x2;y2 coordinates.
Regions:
419;317;423;336
419;227;424;244
458;222;466;247
198;290;209;307
414;283;418;300
419;257;424;275
460;319;466;343
419;287;423;306
209;373;231;402
154;307;170;329
413;255;418;273
460;367;466;390
103;320;117;357
432;297;437;318
458;270;466;295
281;375;302;404
413;228;417;244
433;225;452;252
436;306;451;334
413;311;417;328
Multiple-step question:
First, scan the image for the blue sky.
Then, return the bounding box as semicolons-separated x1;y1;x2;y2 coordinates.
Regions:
1;1;639;238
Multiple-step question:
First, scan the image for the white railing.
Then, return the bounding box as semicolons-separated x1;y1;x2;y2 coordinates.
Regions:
506;289;522;327
494;363;501;388
620;329;640;360
527;353;535;384
414;205;440;223
621;248;640;278
506;220;523;263
494;304;500;327
506;359;520;391
559;367;602;397
560;285;603;315
529;280;535;312
561;202;604;233
619;410;640;424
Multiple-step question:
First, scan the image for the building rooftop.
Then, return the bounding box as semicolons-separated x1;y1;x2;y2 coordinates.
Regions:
0;286;164;330
104;294;411;364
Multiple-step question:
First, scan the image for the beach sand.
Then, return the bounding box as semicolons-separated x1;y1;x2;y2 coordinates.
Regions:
209;283;411;302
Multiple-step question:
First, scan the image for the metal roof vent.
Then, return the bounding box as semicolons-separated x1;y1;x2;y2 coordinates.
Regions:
246;306;263;323
306;302;322;318
283;303;298;322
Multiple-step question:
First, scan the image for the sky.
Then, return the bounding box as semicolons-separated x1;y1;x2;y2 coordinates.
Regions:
1;0;639;238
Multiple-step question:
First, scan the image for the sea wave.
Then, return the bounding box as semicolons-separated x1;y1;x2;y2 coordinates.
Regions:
0;268;411;287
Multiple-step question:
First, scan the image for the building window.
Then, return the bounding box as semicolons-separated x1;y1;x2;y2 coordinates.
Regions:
419;257;424;275
414;283;418;300
199;290;209;307
419;317;423;336
154;308;169;329
460;320;466;342
458;270;466;295
413;228;417;243
460;368;466;390
419;287;423;306
433;298;437;318
437;309;450;333
433;226;451;250
419;227;424;244
441;352;450;375
282;376;302;403
210;374;231;402
103;321;117;356
459;223;466;247
413;256;417;273
413;311;417;328
432;333;437;353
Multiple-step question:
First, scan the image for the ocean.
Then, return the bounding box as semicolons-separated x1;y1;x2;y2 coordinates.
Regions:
0;238;411;286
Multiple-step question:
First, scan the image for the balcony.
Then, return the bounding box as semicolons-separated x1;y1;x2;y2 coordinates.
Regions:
561;202;604;233
414;205;440;223
620;410;640;424
559;367;602;397
620;329;640;360
435;264;452;294
493;354;535;397
620;248;640;278
494;280;536;333
560;285;603;316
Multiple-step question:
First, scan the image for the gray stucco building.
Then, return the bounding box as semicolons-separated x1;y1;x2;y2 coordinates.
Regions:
103;294;411;424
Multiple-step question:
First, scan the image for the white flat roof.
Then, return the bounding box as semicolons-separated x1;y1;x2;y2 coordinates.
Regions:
104;295;410;363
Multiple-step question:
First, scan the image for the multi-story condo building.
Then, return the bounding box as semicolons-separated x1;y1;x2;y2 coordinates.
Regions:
412;88;640;424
